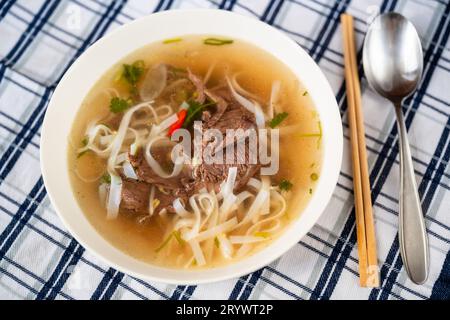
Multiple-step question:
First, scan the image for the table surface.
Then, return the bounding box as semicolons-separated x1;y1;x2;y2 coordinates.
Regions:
0;0;449;300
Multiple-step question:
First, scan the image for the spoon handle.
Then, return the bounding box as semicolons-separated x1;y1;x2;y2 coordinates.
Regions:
394;103;429;284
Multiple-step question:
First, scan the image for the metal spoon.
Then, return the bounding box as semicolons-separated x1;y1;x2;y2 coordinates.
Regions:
363;12;429;284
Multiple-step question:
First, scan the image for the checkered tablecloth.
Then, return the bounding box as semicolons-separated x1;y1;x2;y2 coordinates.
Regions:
0;0;449;300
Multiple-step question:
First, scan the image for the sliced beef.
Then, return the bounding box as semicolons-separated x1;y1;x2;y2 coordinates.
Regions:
128;148;183;190
120;179;151;212
196;89;260;191
188;69;206;103
120;179;179;214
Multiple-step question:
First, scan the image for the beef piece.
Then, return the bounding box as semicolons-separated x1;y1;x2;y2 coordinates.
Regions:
120;179;180;214
188;69;206;103
120;179;151;212
128;148;184;190
196;90;260;191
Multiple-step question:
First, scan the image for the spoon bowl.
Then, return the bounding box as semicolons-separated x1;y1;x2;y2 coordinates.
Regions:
363;12;423;102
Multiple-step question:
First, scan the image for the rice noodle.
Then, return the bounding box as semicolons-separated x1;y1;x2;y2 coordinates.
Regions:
122;161;138;179
173;198;190;218
78;124;114;158
188;240;206;266
226;76;266;128
269;80;281;118
220;167;237;198
217;233;233;259
229;236;267;244
148;185;156;216
98;183;108;206
194;217;238;242
247;178;262;190
144;135;185;178
231;73;261;102
106;174;122;219
106;102;155;173
203;61;217;84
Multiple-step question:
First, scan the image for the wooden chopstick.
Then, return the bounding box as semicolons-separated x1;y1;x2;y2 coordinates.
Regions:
340;14;380;288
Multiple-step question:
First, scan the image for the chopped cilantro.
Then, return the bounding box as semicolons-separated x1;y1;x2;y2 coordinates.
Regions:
110;97;130;113
120;60;145;96
100;173;111;184
279;179;293;191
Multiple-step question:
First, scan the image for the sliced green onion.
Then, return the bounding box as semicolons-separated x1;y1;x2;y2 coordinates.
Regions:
163;37;182;44
203;38;234;46
268;112;288;128
173;230;185;245
155;233;173;253
214;237;220;248
310;173;319;181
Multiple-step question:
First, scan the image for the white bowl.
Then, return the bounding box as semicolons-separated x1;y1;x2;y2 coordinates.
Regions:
40;9;342;284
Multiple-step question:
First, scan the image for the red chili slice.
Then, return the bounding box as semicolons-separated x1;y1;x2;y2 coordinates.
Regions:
168;109;187;137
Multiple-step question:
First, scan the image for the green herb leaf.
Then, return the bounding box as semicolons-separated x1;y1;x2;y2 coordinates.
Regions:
203;38;234;46
110;97;130;113
310;173;319;181
163;37;182;44
303;90;309;96
268;112;288;128
119;60;145;96
309;188;313;194
100;173;111;184
279;179;293;191
183;100;215;128
122;61;145;85
81;137;88;147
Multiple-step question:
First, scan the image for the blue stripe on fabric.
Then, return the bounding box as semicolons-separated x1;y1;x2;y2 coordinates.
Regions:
4;0;60;67
0;0;16;21
35;238;81;299
153;0;167;12
101;272;125;300
0;87;51;182
46;241;85;300
54;0;127;84
0;178;46;260
90;268;115;300
170;285;185;300
218;0;228;9
239;268;264;300
229;274;250;299
181;285;196;300
431;249;450;299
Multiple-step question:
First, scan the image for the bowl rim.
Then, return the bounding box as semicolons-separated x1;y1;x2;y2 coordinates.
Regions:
40;9;343;285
